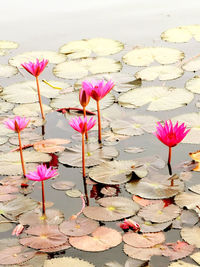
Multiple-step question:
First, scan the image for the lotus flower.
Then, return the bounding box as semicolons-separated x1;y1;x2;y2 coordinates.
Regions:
69;117;96;205
79;88;91;141
21;58;48;121
4;116;30;132
69;117;96;134
12;224;24;236
153;120;190;175
82;79;114;143
21;58;48;77
26;164;58;217
4;116;30;179
120;219;140;232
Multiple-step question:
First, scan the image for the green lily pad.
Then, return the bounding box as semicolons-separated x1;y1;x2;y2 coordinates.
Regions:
9;51;66;67
50;90;115;111
2;80;62;104
135;65;183;81
53;58;122;79
89;160;147;185
0;64;18;78
161;25;200;43
123;47;184;66
59;38;124;59
13;103;52;117
59;143;118;167
118;86;193;111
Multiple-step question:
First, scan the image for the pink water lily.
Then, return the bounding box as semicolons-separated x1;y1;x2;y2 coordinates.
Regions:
82;79;114;143
21;58;48;121
153;120;190;175
69;116;96;134
26;164;58;218
4;116;30;179
4;116;30;132
21;58;48;77
79;88;91;141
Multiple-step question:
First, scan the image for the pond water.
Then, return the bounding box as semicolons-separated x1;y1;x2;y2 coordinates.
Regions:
0;0;200;266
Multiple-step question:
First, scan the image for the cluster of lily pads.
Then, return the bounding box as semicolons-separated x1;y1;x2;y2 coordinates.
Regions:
0;25;200;267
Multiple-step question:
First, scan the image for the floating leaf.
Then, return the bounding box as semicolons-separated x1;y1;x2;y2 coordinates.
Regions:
51;180;75;190
135;65;183;81
118;86;193;111
124;147;145;154
111;115;159;136
59;144;118;167
21;252;48;267
69;226;122;251
138;202;181;223
0;215;12;232
183;59;200;72
59;38;124;58
34;139;70;153
2;80;62;104
83;197;139;221
59;217;99;236
9;51;66;67
19;209;64;226
53;58;122;79
169;260;197;267
0;246;36;265
20;225;68;249
175;192;200;209
123;47;184;66
0;162;38;176
131;215;172;233
124;258;148;267
40;241;71;253
44;257;95;267
123;232;165;248
89;160;147;185
0;64;18;78
126;174;184;199
172;210;199;229
162;241;195;261
190;252;200;265
0;195;38;220
65;189;82;198
50;90;115;111
13;103;52;117
124;244;162;261
189;184;200;194
9;129;41;146
161;25;200;43
0;40;18;56
0;101;14;114
181;227;200;248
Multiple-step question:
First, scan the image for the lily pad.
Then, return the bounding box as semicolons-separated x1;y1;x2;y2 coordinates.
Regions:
183;59;200;71
189;184;200;194
0;64;18;78
190;252;200;265
135;65;183;81
9;129;41;146
169;261;197;267
123;47;184;66
65;189;82;198
59;38;124;58
0;40;18;56
161;25;200;43
0;215;12;232
59;217;99;236
34;139;70;153
19;209;64;226
2;80;62;104
51;180;75;190
172;210;199;229
20;225;68;249
118;86;193;111
126;175;184;199
53;57;122;79
123;244;162;261
69;226;122;251
44;257;95;267
138;202;181;223
175;192;200;209
83;196;139;221
59;143;118;167
88;160;147;185
185;76;200;95
50;90;115;111
13;103;52;117
123;232;165;248
181;227;200;248
9;51;66;67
